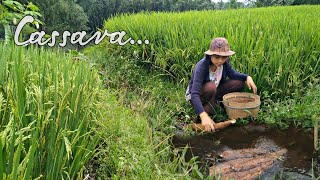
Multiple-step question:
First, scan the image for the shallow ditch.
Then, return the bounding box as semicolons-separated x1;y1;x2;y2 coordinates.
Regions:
173;123;319;179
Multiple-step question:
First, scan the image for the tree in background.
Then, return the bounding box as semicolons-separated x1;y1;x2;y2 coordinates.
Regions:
217;0;225;9
292;0;320;5
226;0;245;9
77;0;216;32
253;0;312;6
254;0;274;6
16;0;88;34
271;0;294;5
47;0;88;33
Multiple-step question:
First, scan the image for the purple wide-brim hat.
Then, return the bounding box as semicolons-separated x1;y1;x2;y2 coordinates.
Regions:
204;37;235;56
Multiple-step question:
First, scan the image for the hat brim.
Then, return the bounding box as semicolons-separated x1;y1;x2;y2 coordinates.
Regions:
204;50;235;56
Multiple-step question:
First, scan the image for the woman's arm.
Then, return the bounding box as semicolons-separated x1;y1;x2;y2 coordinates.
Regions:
190;60;216;132
190;63;206;115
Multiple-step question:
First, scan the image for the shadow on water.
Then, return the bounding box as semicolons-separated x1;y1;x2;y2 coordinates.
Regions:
173;123;318;179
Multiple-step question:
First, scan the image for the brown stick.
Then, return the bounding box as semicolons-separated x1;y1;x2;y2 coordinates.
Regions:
184;119;236;132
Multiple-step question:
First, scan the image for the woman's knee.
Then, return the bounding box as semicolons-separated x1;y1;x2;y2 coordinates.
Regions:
231;80;245;91
201;82;217;95
216;80;245;100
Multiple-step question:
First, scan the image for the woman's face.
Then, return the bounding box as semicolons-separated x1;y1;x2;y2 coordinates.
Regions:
211;55;228;67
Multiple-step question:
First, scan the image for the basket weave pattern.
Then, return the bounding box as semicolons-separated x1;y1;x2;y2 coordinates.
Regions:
222;92;260;119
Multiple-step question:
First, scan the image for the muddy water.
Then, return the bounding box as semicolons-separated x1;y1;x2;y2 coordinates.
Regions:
173;124;318;179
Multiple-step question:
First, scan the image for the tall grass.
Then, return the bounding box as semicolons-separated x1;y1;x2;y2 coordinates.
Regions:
102;5;320;98
0;43;103;179
83;46;204;179
90;93;202;179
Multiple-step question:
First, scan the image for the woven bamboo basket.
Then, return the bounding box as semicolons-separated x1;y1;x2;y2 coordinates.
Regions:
222;92;260;119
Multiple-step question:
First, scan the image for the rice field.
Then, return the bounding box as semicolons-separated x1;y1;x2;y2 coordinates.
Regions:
1;5;320;179
103;5;320;98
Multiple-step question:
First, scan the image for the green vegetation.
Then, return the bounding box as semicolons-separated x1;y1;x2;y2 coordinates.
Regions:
9;0;318;39
1;3;319;179
0;43;102;179
23;0;88;33
95;6;320;156
102;5;320;99
0;43;201;179
83;46;203;179
260;84;320;128
88;90;201;179
0;0;42;43
83;38;319;179
99;6;320;153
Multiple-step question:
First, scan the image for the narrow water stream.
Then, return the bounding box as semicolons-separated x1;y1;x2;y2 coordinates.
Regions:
173;124;318;179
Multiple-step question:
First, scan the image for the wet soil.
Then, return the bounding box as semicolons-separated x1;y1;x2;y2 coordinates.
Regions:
173;124;318;179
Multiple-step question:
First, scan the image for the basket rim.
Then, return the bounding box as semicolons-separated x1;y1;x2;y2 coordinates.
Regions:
223;101;261;110
222;92;260;99
222;92;261;109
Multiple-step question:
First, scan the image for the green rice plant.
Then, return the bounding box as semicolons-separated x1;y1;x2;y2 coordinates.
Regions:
101;5;320;98
0;43;104;179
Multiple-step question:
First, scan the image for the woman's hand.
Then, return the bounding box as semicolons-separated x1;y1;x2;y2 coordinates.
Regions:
200;112;215;132
246;76;257;94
